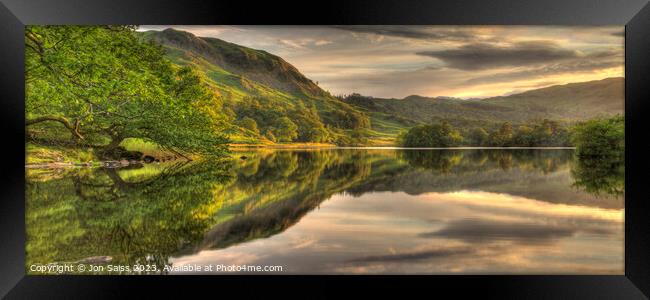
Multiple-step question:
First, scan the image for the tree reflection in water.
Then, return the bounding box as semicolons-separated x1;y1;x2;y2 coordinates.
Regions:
571;155;624;198
27;159;235;273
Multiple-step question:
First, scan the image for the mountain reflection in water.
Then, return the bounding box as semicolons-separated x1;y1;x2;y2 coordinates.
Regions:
26;149;623;274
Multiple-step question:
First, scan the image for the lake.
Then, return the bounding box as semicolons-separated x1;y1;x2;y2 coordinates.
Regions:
26;149;624;274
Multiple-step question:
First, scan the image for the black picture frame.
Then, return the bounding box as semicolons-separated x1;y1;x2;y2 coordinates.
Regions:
1;0;649;298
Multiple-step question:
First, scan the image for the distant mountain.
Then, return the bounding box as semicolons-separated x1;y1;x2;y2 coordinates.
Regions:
482;77;623;120
343;77;624;130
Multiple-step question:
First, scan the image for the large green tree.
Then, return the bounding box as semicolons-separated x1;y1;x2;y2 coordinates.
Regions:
26;25;229;157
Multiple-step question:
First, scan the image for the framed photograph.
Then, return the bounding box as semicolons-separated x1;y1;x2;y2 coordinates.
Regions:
1;0;649;298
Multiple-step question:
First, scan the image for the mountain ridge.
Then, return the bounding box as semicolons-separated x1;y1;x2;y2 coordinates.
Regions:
390;77;622;102
145;28;326;97
343;77;623;129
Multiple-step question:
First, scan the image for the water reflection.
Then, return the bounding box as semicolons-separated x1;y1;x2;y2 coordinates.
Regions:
26;160;235;272
26;149;624;274
571;155;625;198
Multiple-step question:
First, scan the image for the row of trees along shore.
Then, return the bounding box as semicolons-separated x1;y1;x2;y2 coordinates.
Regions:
399;116;624;155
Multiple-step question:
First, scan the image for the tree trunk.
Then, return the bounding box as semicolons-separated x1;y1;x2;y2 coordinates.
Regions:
98;134;126;160
104;135;125;152
26;115;84;140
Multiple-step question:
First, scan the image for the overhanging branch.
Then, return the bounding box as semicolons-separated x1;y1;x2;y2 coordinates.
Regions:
26;115;84;140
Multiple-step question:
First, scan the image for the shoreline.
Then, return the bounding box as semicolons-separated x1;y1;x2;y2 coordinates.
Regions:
328;146;576;150
230;145;577;150
228;143;338;149
25;146;577;168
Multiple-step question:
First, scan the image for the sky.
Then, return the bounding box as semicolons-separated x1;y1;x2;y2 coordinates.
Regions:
139;26;624;99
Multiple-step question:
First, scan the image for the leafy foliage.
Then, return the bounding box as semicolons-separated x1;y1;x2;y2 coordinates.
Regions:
466;127;489;146
487;122;514;146
327;108;371;130
238;117;260;135
569;115;624;197
273;117;299;142
400;119;572;147
233;96;338;143
399;121;463;147
571;115;624;157
26;26;229;156
571;155;624;197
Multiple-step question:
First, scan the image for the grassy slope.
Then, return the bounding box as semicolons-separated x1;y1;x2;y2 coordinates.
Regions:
143;29;410;146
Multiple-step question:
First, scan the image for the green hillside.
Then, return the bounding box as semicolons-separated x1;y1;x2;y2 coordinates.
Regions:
140;29;387;145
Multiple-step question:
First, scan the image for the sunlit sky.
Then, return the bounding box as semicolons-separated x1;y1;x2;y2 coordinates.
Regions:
140;26;624;99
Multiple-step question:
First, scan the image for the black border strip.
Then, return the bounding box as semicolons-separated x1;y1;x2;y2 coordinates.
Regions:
1;0;649;298
0;2;25;298
0;0;648;25
625;1;650;294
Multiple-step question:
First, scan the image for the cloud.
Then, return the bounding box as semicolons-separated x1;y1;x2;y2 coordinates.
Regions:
279;39;307;49
332;25;479;42
278;38;334;50
420;219;579;244
611;30;625;37
347;247;475;263
465;50;622;85
318;66;466;99
416;41;582;70
315;39;333;46
419;219;612;244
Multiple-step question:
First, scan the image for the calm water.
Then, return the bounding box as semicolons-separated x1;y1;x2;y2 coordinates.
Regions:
26;149;624;274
